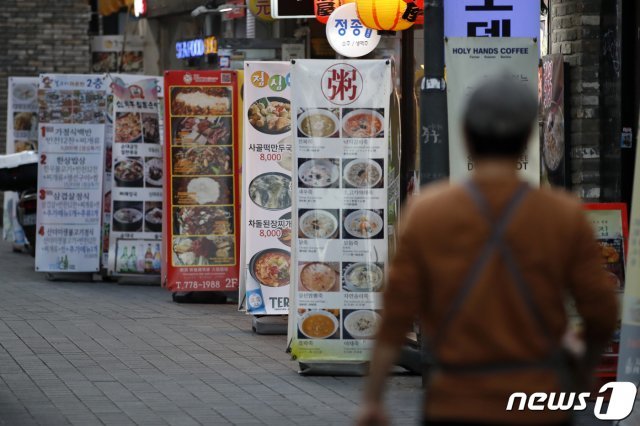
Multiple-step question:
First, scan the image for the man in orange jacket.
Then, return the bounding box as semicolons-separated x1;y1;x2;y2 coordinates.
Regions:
358;76;618;426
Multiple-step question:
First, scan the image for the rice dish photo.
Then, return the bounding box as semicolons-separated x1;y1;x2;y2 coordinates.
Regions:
344;310;381;339
344;210;383;239
298;109;338;138
298;159;339;188
300;262;339;292
299;210;338;239
187;177;220;205
343;159;382;188
299;311;338;339
343;263;383;292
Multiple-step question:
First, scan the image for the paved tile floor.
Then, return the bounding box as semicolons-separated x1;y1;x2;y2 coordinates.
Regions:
0;243;613;425
0;245;421;425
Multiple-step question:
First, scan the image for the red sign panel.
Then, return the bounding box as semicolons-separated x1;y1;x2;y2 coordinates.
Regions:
162;71;241;292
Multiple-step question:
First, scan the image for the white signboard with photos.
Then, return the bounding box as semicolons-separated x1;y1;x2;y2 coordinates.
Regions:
35;74;107;272
288;60;391;362
108;78;163;276
4;77;39;245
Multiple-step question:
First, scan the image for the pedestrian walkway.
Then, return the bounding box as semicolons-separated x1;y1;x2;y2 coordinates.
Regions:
0;244;421;426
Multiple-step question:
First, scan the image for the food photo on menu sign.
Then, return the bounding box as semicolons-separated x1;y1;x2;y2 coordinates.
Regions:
242;62;294;315
108;78;164;276
288;60;391;362
163;71;241;292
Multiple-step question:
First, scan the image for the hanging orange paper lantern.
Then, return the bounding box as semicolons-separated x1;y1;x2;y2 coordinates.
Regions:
249;0;274;22
356;0;415;31
314;0;355;24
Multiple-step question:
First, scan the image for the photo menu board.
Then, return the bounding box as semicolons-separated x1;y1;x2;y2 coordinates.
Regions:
35;74;107;272
242;62;292;315
163;71;241;292
288;60;391;362
101;75;164;270
4;77;38;245
109;78;163;276
583;203;629;377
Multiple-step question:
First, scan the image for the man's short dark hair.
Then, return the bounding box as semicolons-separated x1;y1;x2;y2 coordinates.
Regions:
463;75;538;159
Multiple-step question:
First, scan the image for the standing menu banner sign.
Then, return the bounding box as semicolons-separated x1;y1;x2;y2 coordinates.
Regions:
91;36;144;74
242;62;292;314
109;78;163;276
445;37;540;185
101;75;164;270
583;203;629;377
35;74;107;272
163;71;241;292
4;77;39;244
289;60;391;362
618;119;640;389
541;54;567;187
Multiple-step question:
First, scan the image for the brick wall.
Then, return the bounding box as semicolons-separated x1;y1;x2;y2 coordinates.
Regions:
0;0;92;155
550;0;622;201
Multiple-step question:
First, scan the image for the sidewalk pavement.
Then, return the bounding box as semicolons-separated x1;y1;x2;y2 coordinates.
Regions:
0;242;612;425
0;244;420;426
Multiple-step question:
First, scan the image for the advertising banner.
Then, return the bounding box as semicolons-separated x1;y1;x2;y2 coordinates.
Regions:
101;75;164;269
618;118;640;388
242;62;292;315
444;0;540;38
583;203;629;377
91;36;144;74
445;37;540;185
3;77;39;245
163;71;241;292
35;74;107;272
288;59;391;362
108;78;163;276
541;54;567;187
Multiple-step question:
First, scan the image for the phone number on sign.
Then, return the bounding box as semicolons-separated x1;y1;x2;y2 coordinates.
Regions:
173;278;238;290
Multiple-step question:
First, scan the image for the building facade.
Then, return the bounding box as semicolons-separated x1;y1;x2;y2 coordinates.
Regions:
0;0;93;155
548;0;638;204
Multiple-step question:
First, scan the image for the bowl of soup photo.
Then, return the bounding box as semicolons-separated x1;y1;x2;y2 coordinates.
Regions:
297;109;339;138
299;310;339;339
342;109;384;138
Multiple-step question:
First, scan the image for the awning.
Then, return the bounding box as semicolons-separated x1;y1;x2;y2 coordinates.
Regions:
99;0;135;17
